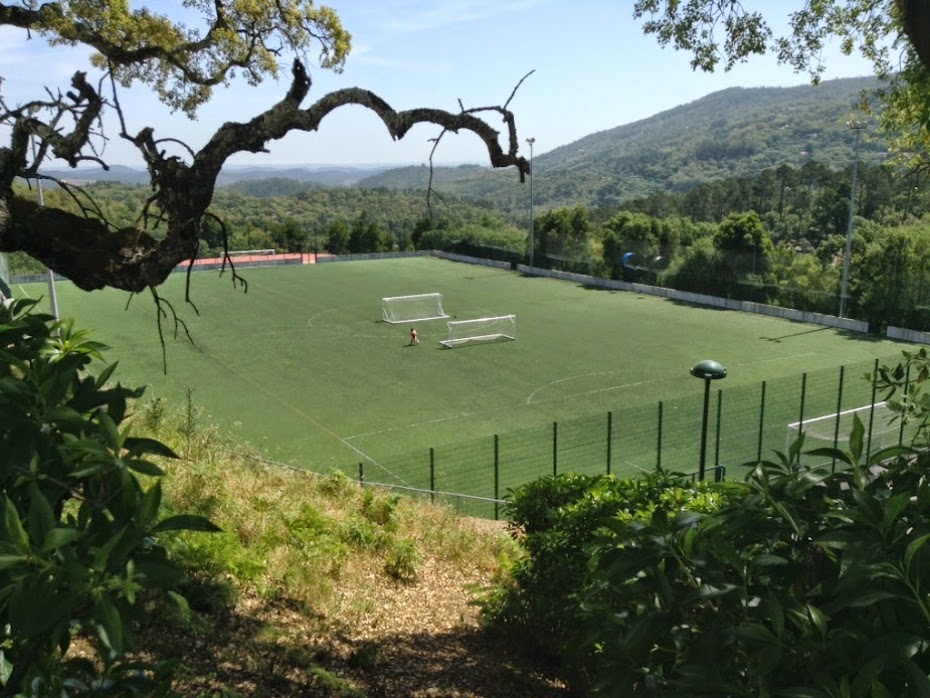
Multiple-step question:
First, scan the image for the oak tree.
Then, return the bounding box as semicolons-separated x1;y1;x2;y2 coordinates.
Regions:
0;1;530;294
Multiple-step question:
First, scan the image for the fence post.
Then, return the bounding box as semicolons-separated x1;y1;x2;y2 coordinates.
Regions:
796;373;807;464
430;448;435;504
867;358;879;458
714;389;723;469
757;381;766;462
358;462;364;484
606;411;613;475
553;421;558;477
900;364;911;446
494;434;500;521
657;401;663;473
831;365;845;472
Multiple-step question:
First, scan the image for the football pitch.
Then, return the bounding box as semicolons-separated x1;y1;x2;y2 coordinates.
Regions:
20;256;916;489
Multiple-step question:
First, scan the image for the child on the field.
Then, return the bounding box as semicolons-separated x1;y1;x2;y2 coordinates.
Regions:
409;327;419;346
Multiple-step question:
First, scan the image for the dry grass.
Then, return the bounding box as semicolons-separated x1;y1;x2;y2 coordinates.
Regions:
136;402;564;696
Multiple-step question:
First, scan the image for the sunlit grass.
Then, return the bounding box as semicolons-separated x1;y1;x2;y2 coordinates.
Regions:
142;398;520;628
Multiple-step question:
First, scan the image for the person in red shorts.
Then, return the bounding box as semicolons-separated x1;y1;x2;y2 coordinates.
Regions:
409;327;419;346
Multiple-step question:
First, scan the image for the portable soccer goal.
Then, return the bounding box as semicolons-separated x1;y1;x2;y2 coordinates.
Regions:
381;293;449;324
440;314;516;348
786;401;902;457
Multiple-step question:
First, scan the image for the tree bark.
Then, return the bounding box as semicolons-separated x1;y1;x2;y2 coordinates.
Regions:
898;0;930;75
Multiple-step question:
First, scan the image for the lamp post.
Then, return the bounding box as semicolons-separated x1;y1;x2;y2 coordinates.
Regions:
690;359;727;481
526;137;535;268
839;120;865;319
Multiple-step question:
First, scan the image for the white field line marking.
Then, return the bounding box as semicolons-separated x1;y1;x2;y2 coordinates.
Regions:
307;306;435;340
347;351;822;445
346;376;663;442
623;460;655;475
141;301;413;487
526;371;664;405
734;352;820;367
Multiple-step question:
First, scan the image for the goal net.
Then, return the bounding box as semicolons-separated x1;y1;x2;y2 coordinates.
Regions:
786;401;902;457
440;315;516;348
381;293;449;324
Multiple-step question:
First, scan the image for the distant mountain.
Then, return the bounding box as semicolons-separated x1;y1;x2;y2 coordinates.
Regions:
32;164;396;188
358;76;887;211
217;166;394;188
30;76;887;213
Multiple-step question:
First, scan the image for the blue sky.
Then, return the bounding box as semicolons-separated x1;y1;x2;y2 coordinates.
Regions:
0;1;878;168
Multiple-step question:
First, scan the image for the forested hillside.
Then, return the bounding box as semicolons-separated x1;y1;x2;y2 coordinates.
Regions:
8;181;520;272
358;76;886;211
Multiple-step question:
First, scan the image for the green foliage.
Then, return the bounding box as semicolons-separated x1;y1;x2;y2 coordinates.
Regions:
533;206;597;270
0;298;219;695
490;349;930;695
416;221;525;257
383;539;421;583
8;181;515;261
28;1;351;116
483;472;728;683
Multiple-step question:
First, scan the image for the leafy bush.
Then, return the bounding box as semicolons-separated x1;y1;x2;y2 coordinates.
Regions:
0;298;218;695
482;472;728;685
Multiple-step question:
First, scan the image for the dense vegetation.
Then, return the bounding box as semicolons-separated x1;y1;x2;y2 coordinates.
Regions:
10;3;930;695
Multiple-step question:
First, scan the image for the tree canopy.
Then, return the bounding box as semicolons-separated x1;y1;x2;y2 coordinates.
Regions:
633;1;930;169
0;1;530;294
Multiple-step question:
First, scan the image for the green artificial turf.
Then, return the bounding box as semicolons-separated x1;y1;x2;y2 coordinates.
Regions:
21;256;917;511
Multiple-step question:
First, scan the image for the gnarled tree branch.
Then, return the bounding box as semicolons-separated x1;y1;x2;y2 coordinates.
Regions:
0;59;530;293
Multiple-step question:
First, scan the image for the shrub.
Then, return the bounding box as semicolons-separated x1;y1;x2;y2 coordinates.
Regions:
0;298;218;694
482;472;727;686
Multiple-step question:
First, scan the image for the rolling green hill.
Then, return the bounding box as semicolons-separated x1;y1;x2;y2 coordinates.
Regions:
359;76;886;212
31;77;888;217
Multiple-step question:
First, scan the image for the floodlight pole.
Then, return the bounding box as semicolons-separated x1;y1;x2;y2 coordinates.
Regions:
690;360;727;481
30;136;60;322
839;121;864;319
526;137;535;268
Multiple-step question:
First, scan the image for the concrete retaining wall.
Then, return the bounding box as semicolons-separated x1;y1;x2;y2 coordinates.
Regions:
430;250;512;269
887;326;930;344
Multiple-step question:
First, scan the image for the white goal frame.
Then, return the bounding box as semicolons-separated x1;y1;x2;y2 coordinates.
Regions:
440;315;516;348
381;293;449;324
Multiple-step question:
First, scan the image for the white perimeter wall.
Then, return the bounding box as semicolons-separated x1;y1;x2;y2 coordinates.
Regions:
312;249;877;334
887;326;930;344
510;262;870;334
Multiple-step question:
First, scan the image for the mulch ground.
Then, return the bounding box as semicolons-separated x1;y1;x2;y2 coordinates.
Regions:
140;519;568;697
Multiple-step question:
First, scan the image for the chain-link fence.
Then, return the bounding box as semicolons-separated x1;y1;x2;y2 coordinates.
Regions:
345;353;914;519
